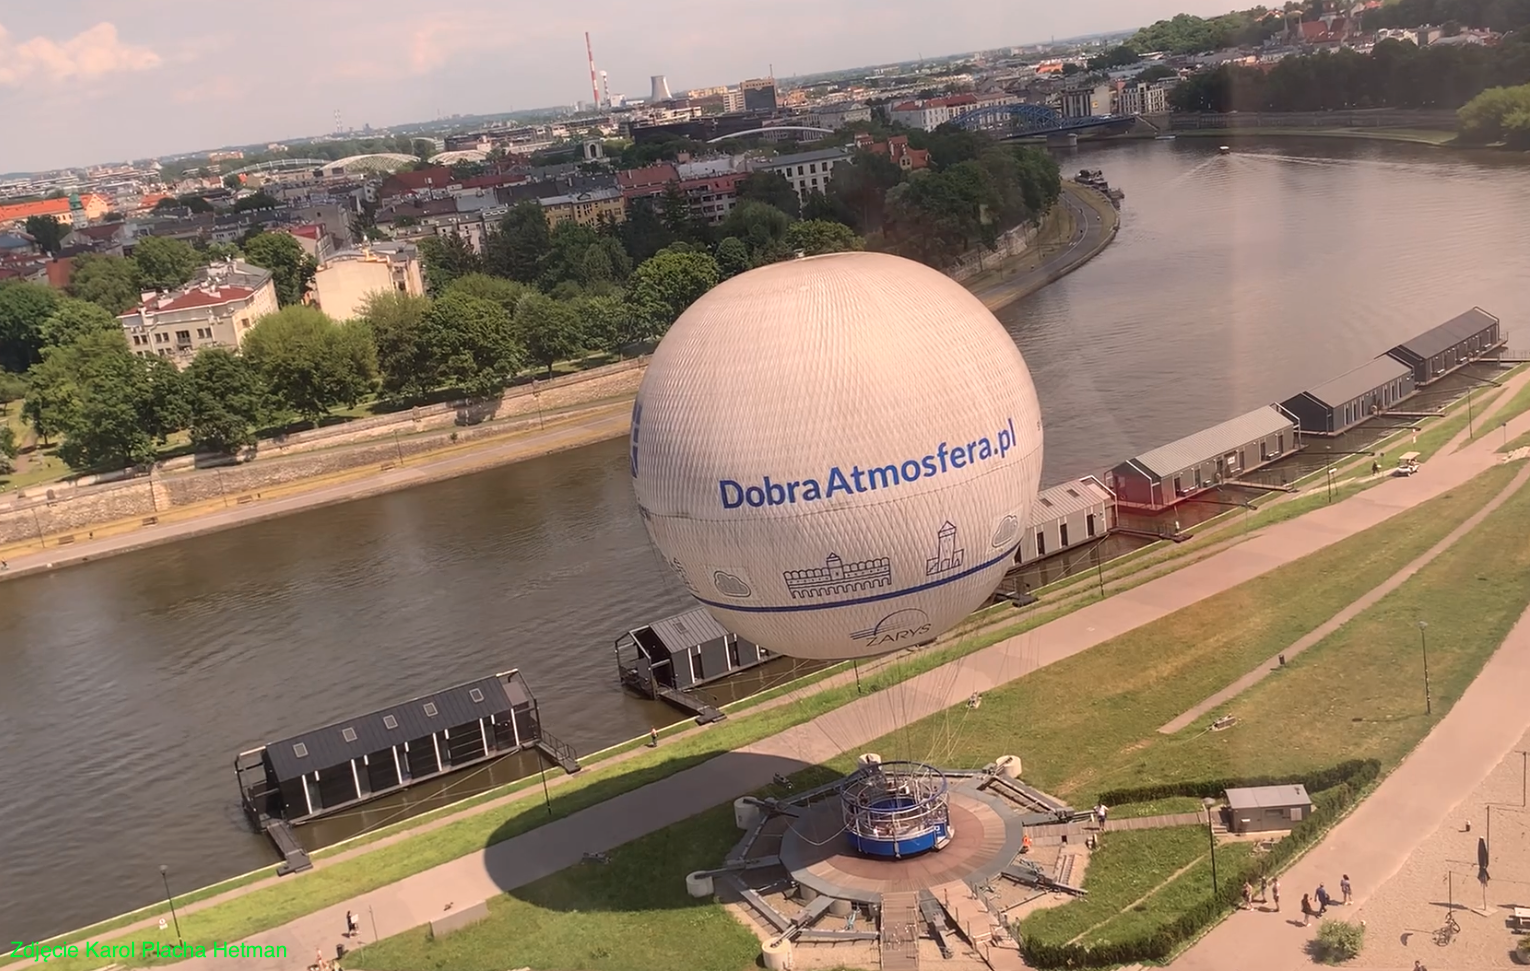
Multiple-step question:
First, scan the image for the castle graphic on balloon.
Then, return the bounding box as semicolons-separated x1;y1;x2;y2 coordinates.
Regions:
631;251;1043;661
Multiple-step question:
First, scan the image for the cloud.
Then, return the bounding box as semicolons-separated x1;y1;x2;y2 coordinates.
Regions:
0;21;161;87
712;571;754;599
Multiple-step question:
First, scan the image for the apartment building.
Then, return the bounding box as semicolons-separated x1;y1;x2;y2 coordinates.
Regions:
888;92;1018;130
118;260;278;365
309;243;425;322
754;149;850;201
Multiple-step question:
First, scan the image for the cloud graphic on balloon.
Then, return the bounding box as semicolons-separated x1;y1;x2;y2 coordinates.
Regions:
712;570;753;599
991;515;1020;548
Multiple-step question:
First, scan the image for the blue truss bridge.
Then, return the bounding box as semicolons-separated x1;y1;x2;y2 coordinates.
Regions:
951;103;1136;140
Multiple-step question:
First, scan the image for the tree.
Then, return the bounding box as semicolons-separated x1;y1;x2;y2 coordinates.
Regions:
515;291;586;376
167;194;215;214
244;232;318;306
719;201;794;265
0;371;26;415
223;174;244;190
132;236;200;291
715;236;752;278
539;222;632;291
241;306;377;422
626;250;722;339
483;201;551;283
25;215;68;256
1137;64;1179;84
140;355;191;445
30;330;181;470
417;292;524;398
1088;45;1142;71
417;232;482;293
0;424;16;475
1459;83;1530;146
572;294;639;356
233;191;281;213
201;241;242;261
0;281;61;372
67;253;143;315
186;348;269;453
825;150;906;233
736;171;802;219
616;199;677;263
40;298;121;348
783;219;864;256
360;291;434;399
446;274;527;317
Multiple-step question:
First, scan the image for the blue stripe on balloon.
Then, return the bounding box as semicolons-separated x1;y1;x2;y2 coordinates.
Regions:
690;541;1022;614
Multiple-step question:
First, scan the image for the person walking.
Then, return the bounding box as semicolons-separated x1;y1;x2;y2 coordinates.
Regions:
648;727;659;748
1271;877;1281;912
1097;803;1109;830
1315;883;1331;914
1300;893;1316;927
345;910;358;938
1340;874;1353;905
1258;874;1268;903
1241;881;1253;910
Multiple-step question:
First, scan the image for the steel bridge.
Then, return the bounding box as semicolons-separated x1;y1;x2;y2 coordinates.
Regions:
951;103;1135;139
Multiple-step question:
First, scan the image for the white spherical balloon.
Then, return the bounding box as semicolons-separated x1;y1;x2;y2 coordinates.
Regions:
630;251;1043;660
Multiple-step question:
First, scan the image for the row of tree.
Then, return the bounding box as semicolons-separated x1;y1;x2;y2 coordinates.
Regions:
1129;10;1286;55
1458;80;1530;144
1169;33;1530;113
1363;0;1530;34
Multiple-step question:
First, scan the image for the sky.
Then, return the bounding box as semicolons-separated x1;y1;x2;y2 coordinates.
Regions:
1;0;1242;174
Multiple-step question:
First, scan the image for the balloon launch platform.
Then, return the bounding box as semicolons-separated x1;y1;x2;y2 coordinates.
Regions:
689;755;1091;969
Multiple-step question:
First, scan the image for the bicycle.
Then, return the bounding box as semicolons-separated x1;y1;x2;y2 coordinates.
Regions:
1433;910;1460;947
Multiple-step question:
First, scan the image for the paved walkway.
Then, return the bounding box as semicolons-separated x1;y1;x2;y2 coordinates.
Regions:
149;365;1530;971
1159;457;1530;733
0;406;629;583
970;183;1117;313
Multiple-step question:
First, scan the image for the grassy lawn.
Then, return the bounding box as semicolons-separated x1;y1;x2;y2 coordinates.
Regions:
348;804;759;971
1503;427;1530;453
1107;796;1207;820
1080;841;1257;946
1416;388;1501;460
831;463;1518;797
1019;828;1207;945
1485;379;1530;442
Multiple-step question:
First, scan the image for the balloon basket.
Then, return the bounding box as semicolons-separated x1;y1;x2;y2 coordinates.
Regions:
841;760;951;859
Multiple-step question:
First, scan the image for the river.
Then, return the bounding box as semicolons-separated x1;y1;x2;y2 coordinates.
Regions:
3;137;1528;941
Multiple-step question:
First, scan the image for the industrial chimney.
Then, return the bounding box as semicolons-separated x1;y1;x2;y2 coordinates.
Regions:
649;75;672;102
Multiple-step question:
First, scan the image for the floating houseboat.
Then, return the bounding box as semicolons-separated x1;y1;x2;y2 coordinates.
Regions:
1017;476;1117;564
1384;307;1503;386
1106;405;1301;512
615;606;772;723
236;669;575;872
1280;356;1416;437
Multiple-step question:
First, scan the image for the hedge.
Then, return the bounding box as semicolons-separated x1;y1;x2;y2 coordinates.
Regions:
1095;758;1381;806
1021;760;1379;969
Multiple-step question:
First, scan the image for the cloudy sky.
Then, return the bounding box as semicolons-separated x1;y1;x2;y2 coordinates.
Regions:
2;0;1239;173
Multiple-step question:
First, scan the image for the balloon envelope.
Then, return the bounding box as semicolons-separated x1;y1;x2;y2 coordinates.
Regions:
630;252;1043;660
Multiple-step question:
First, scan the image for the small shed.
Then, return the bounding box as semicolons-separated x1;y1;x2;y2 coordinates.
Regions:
1224;784;1313;834
1018;476;1117;563
1106;405;1300;511
236;670;542;825
1385;307;1502;385
617;606;770;695
1281;356;1416;436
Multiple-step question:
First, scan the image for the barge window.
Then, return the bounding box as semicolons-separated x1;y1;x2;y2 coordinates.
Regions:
293;742;309;758
383;715;399;730
469;688;485;703
341;727;357;742
423;702;439;717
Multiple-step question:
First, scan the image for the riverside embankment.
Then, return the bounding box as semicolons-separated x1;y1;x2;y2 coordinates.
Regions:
0;183;1114;583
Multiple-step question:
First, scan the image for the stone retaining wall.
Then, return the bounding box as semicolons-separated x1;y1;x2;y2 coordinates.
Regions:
0;359;648;546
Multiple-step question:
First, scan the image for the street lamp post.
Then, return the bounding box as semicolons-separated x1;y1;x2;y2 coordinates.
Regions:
1202;797;1219;895
1326;468;1337;504
539;760;553;817
1418;620;1432;715
1467;386;1475;439
159;865;183;944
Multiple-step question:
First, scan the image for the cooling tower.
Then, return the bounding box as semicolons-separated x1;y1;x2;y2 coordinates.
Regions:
650;75;672;102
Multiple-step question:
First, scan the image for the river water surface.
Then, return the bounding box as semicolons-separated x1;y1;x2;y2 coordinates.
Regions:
3;137;1528;940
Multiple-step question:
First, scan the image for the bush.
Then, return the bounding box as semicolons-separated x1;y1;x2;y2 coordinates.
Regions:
1096;759;1380;805
1315;919;1365;964
1021;760;1379;968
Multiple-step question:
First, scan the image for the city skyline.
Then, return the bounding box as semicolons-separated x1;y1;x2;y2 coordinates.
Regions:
2;0;1244;173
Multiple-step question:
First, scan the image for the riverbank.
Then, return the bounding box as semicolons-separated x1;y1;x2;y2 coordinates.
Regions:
1167;127;1459;146
0;188;1116;585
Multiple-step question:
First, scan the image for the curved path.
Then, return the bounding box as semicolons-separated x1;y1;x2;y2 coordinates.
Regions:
970;182;1117;313
118;366;1530;971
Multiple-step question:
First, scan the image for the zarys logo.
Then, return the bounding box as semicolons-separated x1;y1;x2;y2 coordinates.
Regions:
851;608;933;651
629;401;642;478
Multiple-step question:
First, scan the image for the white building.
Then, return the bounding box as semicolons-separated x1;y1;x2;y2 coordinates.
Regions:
308;242;425;322
1060;83;1114;119
753;148;850;202
888;92;1018;130
118;260;278;366
800;103;873;130
1017;477;1117;564
1116;83;1170;116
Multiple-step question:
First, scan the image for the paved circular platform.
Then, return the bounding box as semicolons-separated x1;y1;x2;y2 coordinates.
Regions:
779;783;1026;904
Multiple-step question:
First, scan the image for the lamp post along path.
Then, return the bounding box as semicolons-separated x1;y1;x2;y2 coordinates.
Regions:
1418;620;1432;715
159;864;183;944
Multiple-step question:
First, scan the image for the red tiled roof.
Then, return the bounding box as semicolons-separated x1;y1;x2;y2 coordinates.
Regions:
287;224;324;239
137;193;171;210
380;166;454;195
618;163;679;189
0;198;70;223
124;285;255;316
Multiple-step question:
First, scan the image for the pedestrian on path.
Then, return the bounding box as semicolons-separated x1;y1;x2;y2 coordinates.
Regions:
648;727;659;747
1315;883;1331;914
1241;881;1253;910
1272;877;1281;912
1340;874;1352;904
1300;893;1316;927
345;909;358;938
1258;874;1268;902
